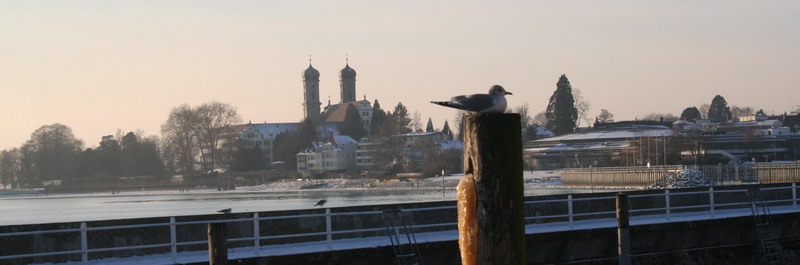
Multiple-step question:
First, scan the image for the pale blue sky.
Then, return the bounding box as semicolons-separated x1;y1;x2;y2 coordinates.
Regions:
1;1;799;149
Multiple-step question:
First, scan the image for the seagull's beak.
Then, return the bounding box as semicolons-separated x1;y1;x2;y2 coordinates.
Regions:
505;91;513;95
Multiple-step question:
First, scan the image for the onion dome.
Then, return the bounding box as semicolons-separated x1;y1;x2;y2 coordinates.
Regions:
303;64;320;80
339;63;356;79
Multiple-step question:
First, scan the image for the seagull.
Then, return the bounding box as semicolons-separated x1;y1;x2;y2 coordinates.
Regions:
430;85;512;113
217;208;232;214
313;199;327;207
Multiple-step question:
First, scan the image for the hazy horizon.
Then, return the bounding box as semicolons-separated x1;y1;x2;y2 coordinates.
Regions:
2;1;799;149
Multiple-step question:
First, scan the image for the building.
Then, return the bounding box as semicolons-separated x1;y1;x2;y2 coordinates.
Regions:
525;124;674;170
296;135;358;177
527;117;800;170
218;60;372;171
303;60;373;135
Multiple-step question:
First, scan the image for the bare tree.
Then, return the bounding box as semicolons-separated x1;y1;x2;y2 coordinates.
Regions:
19;124;83;186
161;104;199;174
640;113;678;122
532;111;547;126
698;104;710;119
0;149;20;189
192;102;242;172
730;106;755;119
513;103;532;128
453;113;465;141
573;88;592;127
412;111;422;133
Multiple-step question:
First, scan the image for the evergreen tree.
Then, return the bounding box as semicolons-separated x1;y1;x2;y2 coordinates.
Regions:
120;132;164;176
272;118;317;170
370;100;386;137
341;104;366;141
121;132;140;176
441;120;453;140
708;95;732;122
230;141;268;172
393;102;412;134
545;75;578;135
756;109;765;115
680;106;702;121
425;118;435;133
597;109;614;123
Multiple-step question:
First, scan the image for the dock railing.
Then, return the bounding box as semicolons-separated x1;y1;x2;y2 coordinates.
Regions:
1;183;799;264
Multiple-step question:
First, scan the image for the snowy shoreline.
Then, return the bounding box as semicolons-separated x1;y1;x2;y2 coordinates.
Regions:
0;172;570;199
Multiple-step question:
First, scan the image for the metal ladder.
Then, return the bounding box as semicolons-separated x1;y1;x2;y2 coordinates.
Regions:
746;188;784;265
381;209;424;265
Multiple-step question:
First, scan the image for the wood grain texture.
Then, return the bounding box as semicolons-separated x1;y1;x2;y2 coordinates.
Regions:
462;113;525;265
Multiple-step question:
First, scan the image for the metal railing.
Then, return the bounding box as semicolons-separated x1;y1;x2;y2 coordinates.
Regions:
560;162;800;187
1;183;798;264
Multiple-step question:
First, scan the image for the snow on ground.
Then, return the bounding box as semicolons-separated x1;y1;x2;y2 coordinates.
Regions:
1;171;570;199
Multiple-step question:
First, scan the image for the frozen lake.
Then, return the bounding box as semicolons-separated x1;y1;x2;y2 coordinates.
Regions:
0;174;619;226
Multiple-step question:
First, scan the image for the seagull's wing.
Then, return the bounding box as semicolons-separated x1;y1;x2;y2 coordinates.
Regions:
449;94;495;112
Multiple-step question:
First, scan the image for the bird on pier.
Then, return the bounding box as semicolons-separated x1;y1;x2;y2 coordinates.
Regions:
313;199;327;207
217;208;232;214
430;85;512;113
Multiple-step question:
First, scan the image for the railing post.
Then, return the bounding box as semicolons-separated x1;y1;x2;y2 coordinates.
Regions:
80;222;88;265
709;187;715;218
567;194;574;229
325;208;332;250
170;217;177;263
253;213;260;256
208;222;228;265
665;190;671;221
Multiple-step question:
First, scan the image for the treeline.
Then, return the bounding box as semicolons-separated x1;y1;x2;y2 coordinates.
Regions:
0;126;163;188
0;102;242;189
0;98;458;188
534;75;763;136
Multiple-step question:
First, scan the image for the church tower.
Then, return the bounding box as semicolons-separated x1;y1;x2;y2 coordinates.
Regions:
302;61;321;122
339;59;357;103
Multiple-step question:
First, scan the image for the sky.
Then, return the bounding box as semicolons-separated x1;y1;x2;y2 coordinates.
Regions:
1;1;799;150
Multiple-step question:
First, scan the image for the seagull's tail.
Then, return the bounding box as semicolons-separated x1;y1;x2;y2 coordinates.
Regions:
431;101;458;109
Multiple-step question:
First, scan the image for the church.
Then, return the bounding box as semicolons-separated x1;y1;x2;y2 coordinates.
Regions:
223;60;374;169
302;60;373;134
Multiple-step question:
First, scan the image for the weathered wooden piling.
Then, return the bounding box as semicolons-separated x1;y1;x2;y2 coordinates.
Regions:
616;193;630;265
461;113;525;265
208;222;228;265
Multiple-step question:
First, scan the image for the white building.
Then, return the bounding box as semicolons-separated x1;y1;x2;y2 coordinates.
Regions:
296;135;358;177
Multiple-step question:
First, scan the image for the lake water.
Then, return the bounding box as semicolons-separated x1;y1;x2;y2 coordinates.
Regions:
0;186;606;226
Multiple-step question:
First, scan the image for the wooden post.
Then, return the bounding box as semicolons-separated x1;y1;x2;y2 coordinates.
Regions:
616;193;631;265
462;113;525;265
208;223;228;265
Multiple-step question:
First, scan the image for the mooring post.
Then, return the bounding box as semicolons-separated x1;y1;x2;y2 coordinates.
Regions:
462;113;525;265
208;222;228;265
617;193;631;265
